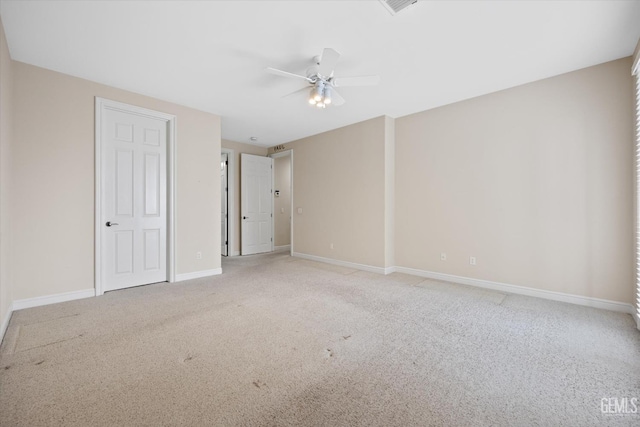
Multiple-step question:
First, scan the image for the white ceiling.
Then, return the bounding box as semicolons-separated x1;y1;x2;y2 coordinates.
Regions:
1;1;639;147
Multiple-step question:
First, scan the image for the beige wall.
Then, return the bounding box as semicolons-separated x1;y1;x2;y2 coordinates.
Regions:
1;16;633;329
0;17;12;328
384;116;395;269
11;61;221;301
396;57;635;304
633;38;640;73
273;154;291;247
221;139;268;255
269;117;390;268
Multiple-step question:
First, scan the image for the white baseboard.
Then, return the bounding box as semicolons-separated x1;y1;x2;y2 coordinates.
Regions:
175;268;222;282
292;252;388;275
12;288;96;311
3;288;95;343
230;251;240;257
632;309;640;330
291;255;636;319
1;306;12;345
274;245;291;251
394;266;636;316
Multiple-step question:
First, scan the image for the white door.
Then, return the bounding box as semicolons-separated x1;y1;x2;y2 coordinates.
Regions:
101;106;168;291
241;153;273;255
221;153;228;256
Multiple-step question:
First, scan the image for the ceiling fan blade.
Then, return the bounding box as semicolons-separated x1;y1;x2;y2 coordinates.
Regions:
265;67;311;81
332;75;380;87
329;87;346;106
318;48;341;77
282;86;311;98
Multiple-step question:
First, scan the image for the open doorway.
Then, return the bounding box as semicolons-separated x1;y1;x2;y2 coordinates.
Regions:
221;152;228;256
271;150;292;253
221;148;235;257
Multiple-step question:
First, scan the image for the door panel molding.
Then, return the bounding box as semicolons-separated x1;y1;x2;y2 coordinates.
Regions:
95;97;176;296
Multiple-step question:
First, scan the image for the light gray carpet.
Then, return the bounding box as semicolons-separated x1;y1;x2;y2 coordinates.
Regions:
1;251;639;426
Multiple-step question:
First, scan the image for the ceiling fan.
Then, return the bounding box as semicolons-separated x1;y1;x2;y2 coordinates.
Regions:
265;48;380;108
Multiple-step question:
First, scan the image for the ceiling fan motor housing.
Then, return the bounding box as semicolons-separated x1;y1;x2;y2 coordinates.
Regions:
306;64;320;80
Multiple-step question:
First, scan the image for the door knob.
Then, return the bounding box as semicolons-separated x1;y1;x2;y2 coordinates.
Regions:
106;221;119;227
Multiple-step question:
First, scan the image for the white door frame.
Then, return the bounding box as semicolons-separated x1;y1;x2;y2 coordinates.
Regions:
221;148;235;257
269;149;293;255
240;153;274;255
94;97;177;296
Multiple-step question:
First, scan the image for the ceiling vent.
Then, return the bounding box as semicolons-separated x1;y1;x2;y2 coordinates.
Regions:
379;0;418;15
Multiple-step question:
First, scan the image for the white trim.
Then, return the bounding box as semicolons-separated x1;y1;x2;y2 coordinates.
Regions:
272;157;275;253
274;244;291;251
290;254;636;318
270;150;292;160
94;98;102;294
221;148;235;257
94;97;176;295
175;269;222;282
12;289;96;311
394;266;636;316
292;252;387;275
1;306;12;344
221;151;228;256
290;150;294;255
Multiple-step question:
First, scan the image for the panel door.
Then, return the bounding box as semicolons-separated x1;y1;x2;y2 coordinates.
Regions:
102;107;167;291
241;153;273;255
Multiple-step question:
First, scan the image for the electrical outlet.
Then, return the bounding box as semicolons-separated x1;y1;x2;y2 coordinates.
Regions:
196;251;202;260
330;243;334;250
440;252;447;261
470;256;476;266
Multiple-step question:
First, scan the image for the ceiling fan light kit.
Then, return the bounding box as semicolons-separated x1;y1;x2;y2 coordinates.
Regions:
266;48;380;109
308;82;332;108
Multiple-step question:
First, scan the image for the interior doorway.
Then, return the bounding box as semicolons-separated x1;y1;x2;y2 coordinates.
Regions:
221;152;228;256
221;148;235;257
270;150;293;254
95;97;176;295
240;153;273;255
